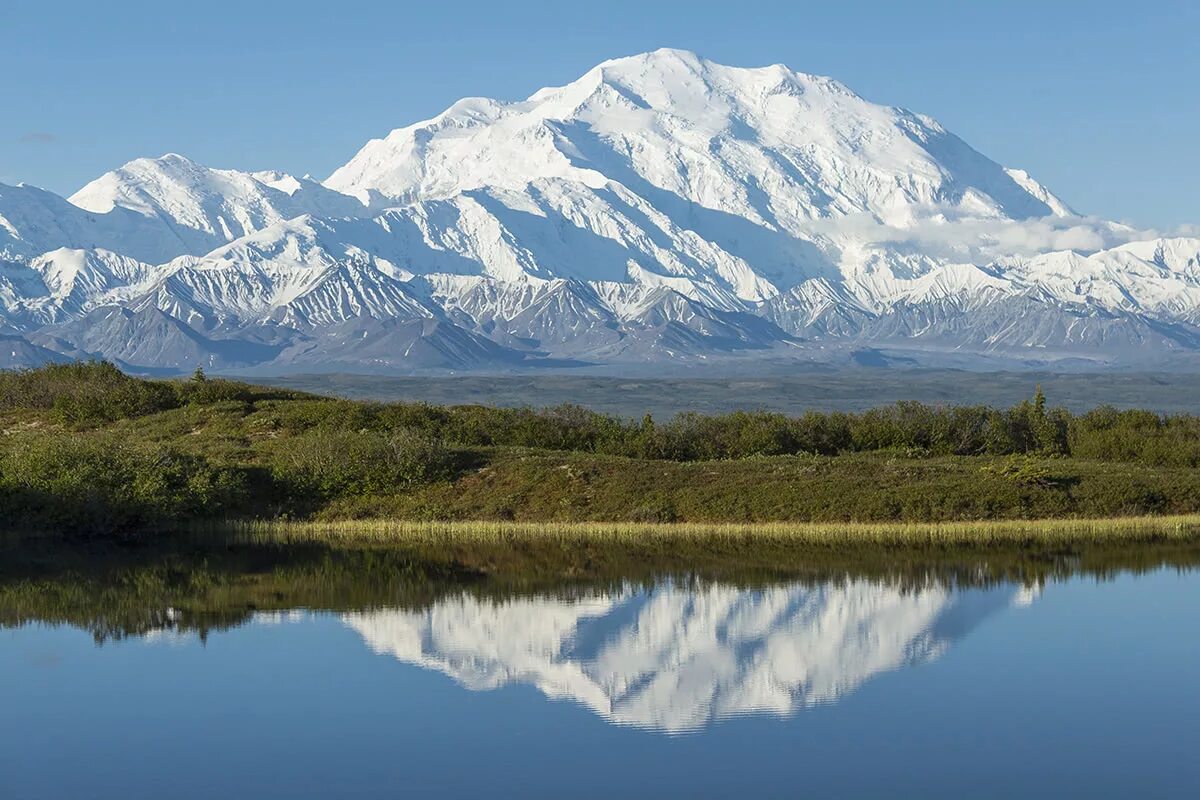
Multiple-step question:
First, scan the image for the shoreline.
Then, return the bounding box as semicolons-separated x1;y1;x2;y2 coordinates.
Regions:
8;515;1200;639
216;513;1200;549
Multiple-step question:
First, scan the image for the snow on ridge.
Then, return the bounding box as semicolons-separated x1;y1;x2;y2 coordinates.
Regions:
0;50;1196;369
326;47;1062;230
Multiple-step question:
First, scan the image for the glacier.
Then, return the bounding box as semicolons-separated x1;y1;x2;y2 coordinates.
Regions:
1;48;1197;373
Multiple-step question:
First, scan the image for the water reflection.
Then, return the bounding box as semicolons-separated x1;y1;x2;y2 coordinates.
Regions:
344;578;1030;732
7;543;1200;798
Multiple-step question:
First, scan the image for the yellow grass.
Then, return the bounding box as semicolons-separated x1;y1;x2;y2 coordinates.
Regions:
218;514;1200;549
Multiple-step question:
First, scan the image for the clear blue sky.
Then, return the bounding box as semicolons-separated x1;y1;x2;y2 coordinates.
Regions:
2;0;1196;228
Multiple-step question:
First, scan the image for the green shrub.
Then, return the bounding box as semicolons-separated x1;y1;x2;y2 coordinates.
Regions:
1068;406;1200;467
983;456;1064;488
0;361;179;425
0;434;246;531
433;403;628;452
269;429;455;499
256;399;386;434
629;494;679;523
176;377;264;406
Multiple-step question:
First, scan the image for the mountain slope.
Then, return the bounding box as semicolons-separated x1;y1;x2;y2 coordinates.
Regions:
0;49;1194;372
329;48;1068;226
69;154;367;259
325;48;1075;306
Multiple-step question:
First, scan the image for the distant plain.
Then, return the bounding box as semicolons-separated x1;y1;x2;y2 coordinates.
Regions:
253;369;1200;418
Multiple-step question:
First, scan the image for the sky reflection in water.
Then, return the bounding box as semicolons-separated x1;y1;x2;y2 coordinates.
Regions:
3;568;1198;798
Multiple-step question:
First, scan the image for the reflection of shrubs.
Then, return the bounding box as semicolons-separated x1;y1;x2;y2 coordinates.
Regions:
269;429;455;499
0;435;245;531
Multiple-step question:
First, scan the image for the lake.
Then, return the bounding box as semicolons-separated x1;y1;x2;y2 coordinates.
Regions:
2;547;1198;798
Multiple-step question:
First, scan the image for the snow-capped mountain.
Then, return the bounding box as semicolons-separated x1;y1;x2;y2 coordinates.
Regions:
343;578;1026;732
1;49;1196;372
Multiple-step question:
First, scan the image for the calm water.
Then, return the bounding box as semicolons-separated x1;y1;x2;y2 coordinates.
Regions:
3;562;1199;798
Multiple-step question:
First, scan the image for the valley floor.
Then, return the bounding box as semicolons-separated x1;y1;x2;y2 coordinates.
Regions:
251;369;1200;417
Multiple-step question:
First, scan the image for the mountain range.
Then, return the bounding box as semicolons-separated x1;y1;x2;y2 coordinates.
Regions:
3;48;1197;373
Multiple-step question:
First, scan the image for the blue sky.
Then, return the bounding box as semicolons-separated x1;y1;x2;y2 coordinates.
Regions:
2;0;1196;227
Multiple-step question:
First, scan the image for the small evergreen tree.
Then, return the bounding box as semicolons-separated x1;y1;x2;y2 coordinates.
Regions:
636;413;659;459
1030;385;1068;455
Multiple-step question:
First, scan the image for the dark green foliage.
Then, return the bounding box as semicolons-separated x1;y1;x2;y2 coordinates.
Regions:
176;376;283;406
0;361;303;427
247;393;1086;462
0;361;178;425
0;434;246;531
268;428;456;501
0;362;1137;462
1069;405;1200;467
255;398;390;434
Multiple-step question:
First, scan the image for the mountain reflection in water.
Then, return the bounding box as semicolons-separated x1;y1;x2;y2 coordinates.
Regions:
343;578;1029;732
7;541;1200;799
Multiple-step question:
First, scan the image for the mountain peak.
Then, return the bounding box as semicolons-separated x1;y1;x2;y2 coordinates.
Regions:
62;153;365;263
592;47;836;86
594;46;708;74
3;52;1190;373
153;152;198;166
326;50;1060;230
69;153;218;214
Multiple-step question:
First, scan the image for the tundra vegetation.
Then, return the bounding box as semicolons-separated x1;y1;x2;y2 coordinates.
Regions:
3;362;1200;536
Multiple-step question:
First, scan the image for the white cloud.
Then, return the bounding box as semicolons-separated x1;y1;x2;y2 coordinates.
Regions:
805;206;1168;265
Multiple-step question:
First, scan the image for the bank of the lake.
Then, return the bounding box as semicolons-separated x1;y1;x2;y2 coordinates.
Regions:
226;514;1200;549
6;520;1200;646
7;362;1200;534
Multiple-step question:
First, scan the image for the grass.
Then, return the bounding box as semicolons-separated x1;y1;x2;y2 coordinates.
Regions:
213;515;1200;586
222;514;1200;549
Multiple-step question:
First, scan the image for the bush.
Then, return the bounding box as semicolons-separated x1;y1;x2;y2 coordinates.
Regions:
0;434;246;531
433;403;629;453
1068;406;1200;467
983;456;1062;488
256;399;386;434
0;361;179;425
176;377;267;406
269;429;455;499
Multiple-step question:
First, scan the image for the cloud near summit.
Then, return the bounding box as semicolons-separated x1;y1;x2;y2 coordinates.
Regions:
806;207;1153;264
